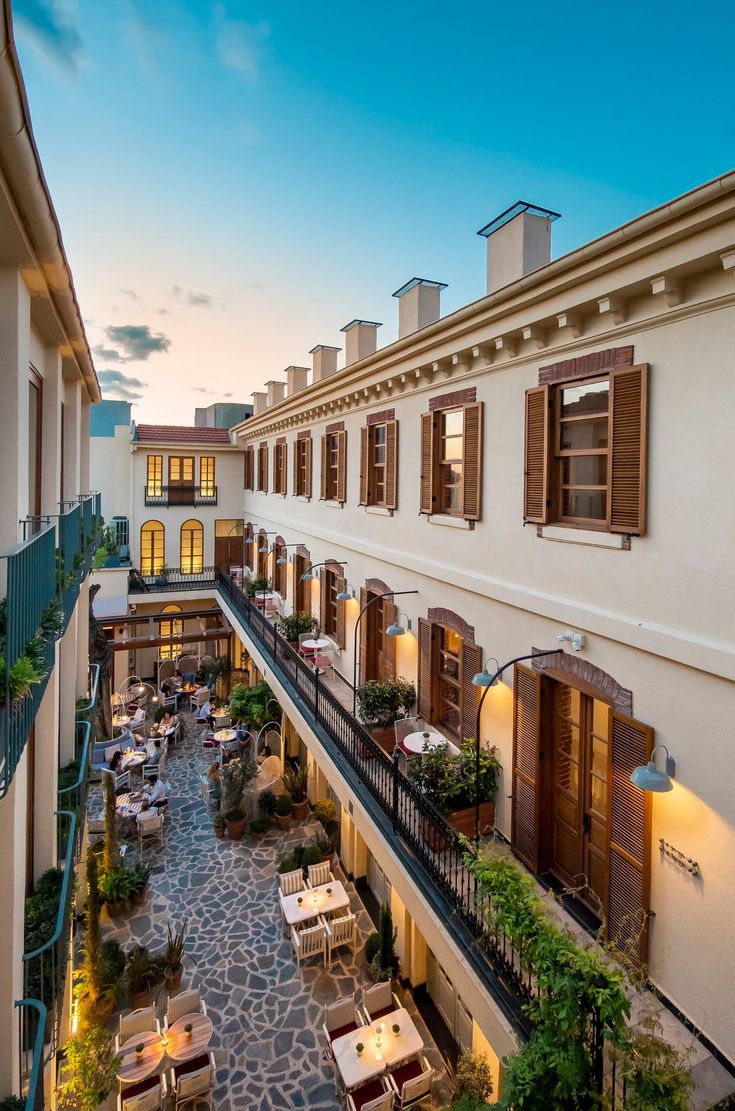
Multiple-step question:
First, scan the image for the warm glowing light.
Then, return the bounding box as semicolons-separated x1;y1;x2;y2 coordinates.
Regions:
138;684;144;694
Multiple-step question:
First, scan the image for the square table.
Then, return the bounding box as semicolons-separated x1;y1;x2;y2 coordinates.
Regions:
331;1008;423;1090
280;880;349;926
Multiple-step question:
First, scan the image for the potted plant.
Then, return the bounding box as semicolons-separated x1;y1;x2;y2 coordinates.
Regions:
163;919;188;992
258;789;278;825
55;1025;119;1111
452;1050;494;1110
98;866;138;916
126;944;164;1009
315;835;338;865
301;845;323;874
184;1023;193;1038
355;1042;364;1058
274;793;293;831
221;756;258;840
250;817;269;841
283;763;309;820
312;798;340;850
129;859;152;907
135;1043;144;1060
368;903;399;982
277;610;319;648
245;574;273;600
409;740;501;838
228;683;251;727
213;812;226;839
355;677;416;751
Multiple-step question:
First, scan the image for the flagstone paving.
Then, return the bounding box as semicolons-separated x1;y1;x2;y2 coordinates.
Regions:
97;716;453;1110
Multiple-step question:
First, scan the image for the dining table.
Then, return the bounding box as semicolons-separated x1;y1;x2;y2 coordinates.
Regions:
280;880;349;926
214;728;237;743
400;730;446;756
117;1029;165;1084
116;792;146;818
121;748;147;772
331;1008;424;1090
165;1011;214;1063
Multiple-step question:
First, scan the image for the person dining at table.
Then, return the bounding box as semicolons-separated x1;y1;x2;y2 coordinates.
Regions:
131;772;168;812
160;709;178;731
146;737;164;766
108;749;123;773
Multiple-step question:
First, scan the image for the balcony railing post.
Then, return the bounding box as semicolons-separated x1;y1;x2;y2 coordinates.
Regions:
391;747;401;832
313;663;320;724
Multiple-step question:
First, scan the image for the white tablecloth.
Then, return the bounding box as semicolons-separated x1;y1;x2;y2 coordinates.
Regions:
280;880;349;926
332;1008;423;1090
402;731;445;755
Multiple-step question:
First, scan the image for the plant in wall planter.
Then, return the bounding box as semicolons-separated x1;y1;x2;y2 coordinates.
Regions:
283;763;310;820
274;793;293;830
355;677;416;750
55;1024;119;1111
277;610;319;647
409;739;501;840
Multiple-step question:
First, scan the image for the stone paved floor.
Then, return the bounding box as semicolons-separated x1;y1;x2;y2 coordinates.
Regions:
95;715;453;1110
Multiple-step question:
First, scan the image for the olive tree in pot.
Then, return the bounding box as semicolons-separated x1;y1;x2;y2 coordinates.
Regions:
277;611;319;648
283;763;309;820
221;756;258;839
355;677;416;752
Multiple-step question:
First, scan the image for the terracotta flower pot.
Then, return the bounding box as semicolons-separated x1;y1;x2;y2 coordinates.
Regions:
225;817;247;840
129;989;151;1010
275;813;292;831
250;829;265;842
131;888;147;907
214;825;225;839
166;967;183;993
104;900;126;918
292;799;309;821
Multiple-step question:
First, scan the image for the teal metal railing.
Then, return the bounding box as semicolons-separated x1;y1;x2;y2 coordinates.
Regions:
57;502;83;626
0;524;58;797
14;999;46;1111
78;662;100;713
58;721;92;856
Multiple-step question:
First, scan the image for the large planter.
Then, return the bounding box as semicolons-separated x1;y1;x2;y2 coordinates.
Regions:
129;988;151;1010
250;828;266;842
166;967;183;994
214;824;225;840
275;813;292;831
448;800;496;839
292;799;309;821
130;887;148;908
369;727;396;756
225;817;247;840
103;900;126;919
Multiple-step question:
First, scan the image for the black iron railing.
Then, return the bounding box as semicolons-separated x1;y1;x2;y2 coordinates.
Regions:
128;566;219;593
143;485;218;507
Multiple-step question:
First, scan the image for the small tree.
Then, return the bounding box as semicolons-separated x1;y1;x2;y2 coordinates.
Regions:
82;854;102;1005
56;1025;118;1111
455;1051;494;1102
370;902;399;981
101;771;118;875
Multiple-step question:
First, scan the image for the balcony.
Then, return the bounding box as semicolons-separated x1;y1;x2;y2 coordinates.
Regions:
143;485;218;507
128;565;219;594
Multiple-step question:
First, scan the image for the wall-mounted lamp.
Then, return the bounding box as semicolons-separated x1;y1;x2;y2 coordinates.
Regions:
557;629;586;652
386;611;412;636
336;586;354;602
472;657;502;688
630;744;675;792
299;560;347;582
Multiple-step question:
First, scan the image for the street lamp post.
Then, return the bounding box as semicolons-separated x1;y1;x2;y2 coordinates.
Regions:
472;649;559;848
350;590;418;716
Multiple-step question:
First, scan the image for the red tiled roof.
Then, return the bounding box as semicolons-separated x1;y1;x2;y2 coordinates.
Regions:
135;424;233;445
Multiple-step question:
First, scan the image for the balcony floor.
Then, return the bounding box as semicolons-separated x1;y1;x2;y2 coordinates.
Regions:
95;716;453;1111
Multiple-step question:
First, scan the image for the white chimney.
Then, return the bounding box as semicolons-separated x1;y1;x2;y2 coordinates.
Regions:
285;366;309;396
251;391;267;416
310;345;341;382
265;380;286;407
392;278;447;339
478;201;560;295
340;319;382;365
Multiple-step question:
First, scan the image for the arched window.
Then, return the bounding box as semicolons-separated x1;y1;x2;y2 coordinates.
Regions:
140;520;164;576
159;605;183;661
180;519;204;574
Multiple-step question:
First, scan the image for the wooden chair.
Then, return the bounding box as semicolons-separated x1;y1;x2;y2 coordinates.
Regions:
137;811;165;851
169;1051;215;1110
291;922;326;968
116;1006;159;1051
362;982;401;1023
165;988;206;1029
324;913;357;964
306;860;332;888
279;868;305;896
298;633;316;662
346;1079;394;1111
117;1076;167;1111
321;996;361;1059
387;1056;433;1108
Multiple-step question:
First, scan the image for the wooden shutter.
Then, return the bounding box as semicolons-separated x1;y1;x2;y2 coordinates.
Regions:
358;587;369;689
335;575;347;649
608;363;649;535
385;420;398;510
511;663;544;871
279;445;287;494
417;618;433;720
292;439;298;494
260;445;268;493
420;412;435;515
383;599;398;679
272;446;278;491
607;709;653;967
359;426;370;506
320;435;328;501
304;437;312;498
319;568;327;630
461;641;483;743
462;403;483;520
523;385;550;524
244;447;254;491
336;430;347;503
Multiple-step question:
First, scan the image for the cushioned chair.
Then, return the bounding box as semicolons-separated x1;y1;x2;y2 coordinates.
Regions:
306;860;332;889
291;921;326;968
169;1051;215;1111
279;868;305;896
346;1078;394;1111
117;1075;167;1111
116;1006;159;1051
324;913;357;964
321;996;361;1056
137;810;165;851
387;1056;433;1108
165;988;206;1029
362;982;401;1023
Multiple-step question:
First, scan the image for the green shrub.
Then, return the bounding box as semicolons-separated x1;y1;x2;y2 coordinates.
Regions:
0;1096;25;1111
355;676;416;729
301;845;323;868
313;798;336;825
455;1051;494;1101
8;654;46;699
277;856;297;874
250;818;269;834
365;932;380;965
278;611;319;642
275;793;293;816
56;1025;119;1111
258;789;278;816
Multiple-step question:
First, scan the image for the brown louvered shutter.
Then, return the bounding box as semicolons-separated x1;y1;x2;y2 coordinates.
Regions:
304;437;313;498
383;599;398;679
608;363;649;535
272;446;278;491
607;709;653;967
335;575;347;649
358;588;369;688
511;663;544;871
292;439;298;493
461;641;483;743
462;403;483;520
244;447;254;491
319;568;327;630
417;618;433;720
385;420;398;510
336;431;347;503
320;435;328;501
359;426;370;506
420;412;435;515
523;385;550;524
280;445;287;494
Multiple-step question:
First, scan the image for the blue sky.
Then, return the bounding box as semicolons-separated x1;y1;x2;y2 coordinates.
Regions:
13;0;735;422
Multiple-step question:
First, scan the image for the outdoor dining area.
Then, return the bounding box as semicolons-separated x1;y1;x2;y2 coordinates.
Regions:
114;987;215;1110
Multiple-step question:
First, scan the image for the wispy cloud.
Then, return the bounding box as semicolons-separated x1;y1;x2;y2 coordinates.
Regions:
193;388;234;399
14;0;85;75
214;3;269;82
99;323;171;362
171;285;215;308
118;287;142;301
98;369;147;401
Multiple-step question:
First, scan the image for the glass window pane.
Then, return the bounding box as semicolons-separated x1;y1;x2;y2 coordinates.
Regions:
591;736;608;778
442;410;463;436
442;435;463;461
560;415;609;451
561;456;608;486
374;425;386;445
592;700;609;739
562;490;607;520
591;774;607;814
560;380;609;418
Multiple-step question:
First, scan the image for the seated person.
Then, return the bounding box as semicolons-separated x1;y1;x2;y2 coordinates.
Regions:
257;744;272;766
205;698;223;729
146;737;164;766
133;772;168;811
160;709;177;730
195;695;212;722
160;676;176;697
173;670;183;689
109;749;123;773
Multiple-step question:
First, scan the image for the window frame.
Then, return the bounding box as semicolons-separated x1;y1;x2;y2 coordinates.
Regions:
257;444;268;492
325;432;340;501
200;456;215;497
435;407;465;517
140;520;165;576
552;373;610;528
274;442;287;495
322;565;340;639
146;455;163;497
169;456;194;486
180;518;204;575
295;437;310;497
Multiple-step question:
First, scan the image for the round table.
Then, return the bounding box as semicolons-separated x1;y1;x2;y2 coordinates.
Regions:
301;638;329;654
117;1030;164;1083
401;730;445;755
214;728;237;743
113;715;130;727
166;1012;214;1063
121;749;147;771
